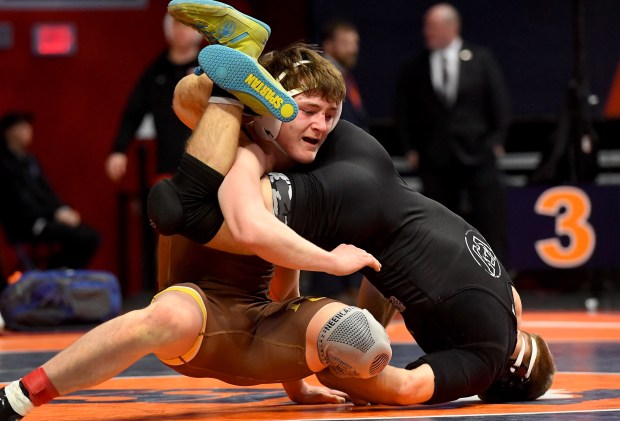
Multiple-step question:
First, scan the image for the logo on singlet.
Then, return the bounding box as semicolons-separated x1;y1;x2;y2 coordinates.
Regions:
465;229;501;278
268;172;292;225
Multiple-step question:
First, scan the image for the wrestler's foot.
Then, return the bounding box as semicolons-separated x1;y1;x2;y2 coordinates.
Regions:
168;0;270;59
0;388;22;421
198;45;298;122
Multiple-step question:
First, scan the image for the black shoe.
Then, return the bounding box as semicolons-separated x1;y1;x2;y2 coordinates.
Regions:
0;388;22;421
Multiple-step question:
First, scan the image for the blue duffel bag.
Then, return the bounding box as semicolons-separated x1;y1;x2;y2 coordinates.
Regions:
0;269;121;331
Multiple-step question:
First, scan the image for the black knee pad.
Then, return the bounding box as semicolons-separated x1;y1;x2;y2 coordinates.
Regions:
147;153;225;244
148;179;185;236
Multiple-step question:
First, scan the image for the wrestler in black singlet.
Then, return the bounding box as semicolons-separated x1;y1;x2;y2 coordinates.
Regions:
280;120;517;403
151;120;518;402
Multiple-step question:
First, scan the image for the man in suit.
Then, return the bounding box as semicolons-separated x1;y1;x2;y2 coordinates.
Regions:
395;2;511;261
305;20;369;304
0;112;100;270
321;20;369;132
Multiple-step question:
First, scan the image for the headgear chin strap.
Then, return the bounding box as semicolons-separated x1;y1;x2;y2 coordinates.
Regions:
478;332;552;403
510;332;538;380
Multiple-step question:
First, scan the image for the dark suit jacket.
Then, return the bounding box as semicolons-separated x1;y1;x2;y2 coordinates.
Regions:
112;50;198;175
395;42;511;169
0;151;64;242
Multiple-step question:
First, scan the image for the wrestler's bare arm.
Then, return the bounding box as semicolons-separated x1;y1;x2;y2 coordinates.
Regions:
269;266;300;302
317;363;435;405
172;73;378;275
218;143;381;276
267;266;351;404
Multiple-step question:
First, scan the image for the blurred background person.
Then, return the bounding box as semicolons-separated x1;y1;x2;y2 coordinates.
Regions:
321;19;369;132
104;13;202;183
104;13;202;292
301;20;369;303
0;112;100;271
395;2;511;261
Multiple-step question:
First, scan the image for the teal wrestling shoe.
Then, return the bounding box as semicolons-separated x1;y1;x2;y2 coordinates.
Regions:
168;0;270;59
198;45;298;122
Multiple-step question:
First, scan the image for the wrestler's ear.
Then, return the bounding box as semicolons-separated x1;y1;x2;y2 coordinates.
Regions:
478;332;555;403
328;101;343;134
524;333;555;400
251;115;282;142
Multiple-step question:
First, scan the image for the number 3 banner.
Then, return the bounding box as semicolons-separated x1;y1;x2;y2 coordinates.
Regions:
506;185;620;270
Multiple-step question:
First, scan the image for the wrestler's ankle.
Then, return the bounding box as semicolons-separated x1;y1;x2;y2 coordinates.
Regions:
21;367;59;407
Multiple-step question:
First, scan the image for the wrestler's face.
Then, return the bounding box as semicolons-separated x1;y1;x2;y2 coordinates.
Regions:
276;93;339;164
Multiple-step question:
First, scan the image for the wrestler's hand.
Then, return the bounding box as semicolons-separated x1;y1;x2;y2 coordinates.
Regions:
54;207;81;226
105;152;128;182
329;244;381;275
282;380;348;405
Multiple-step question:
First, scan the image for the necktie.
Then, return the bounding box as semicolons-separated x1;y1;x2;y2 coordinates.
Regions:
440;53;449;104
344;72;363;111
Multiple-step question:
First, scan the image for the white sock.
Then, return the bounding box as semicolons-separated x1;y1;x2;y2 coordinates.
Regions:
208;96;243;108
6;380;34;416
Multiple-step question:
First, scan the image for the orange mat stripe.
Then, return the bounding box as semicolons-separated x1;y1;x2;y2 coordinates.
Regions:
3;311;620;352
386;311;620;343
12;372;620;421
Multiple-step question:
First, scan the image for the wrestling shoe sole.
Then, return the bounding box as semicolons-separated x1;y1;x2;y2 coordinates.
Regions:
198;45;297;122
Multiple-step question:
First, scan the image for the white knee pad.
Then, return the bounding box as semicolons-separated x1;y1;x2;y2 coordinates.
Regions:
317;306;392;379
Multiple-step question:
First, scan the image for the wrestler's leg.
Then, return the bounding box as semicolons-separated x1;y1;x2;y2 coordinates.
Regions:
167;0;271;60
305;302;391;379
305;302;349;372
173;73;213;131
356;276;398;327
182;80;243;175
1;290;204;417
147;80;243;241
47;290;202;393
150;43;299;245
317;364;434;406
309;303;429;405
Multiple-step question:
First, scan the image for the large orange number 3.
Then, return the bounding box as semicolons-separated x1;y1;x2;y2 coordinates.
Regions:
534;186;595;268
